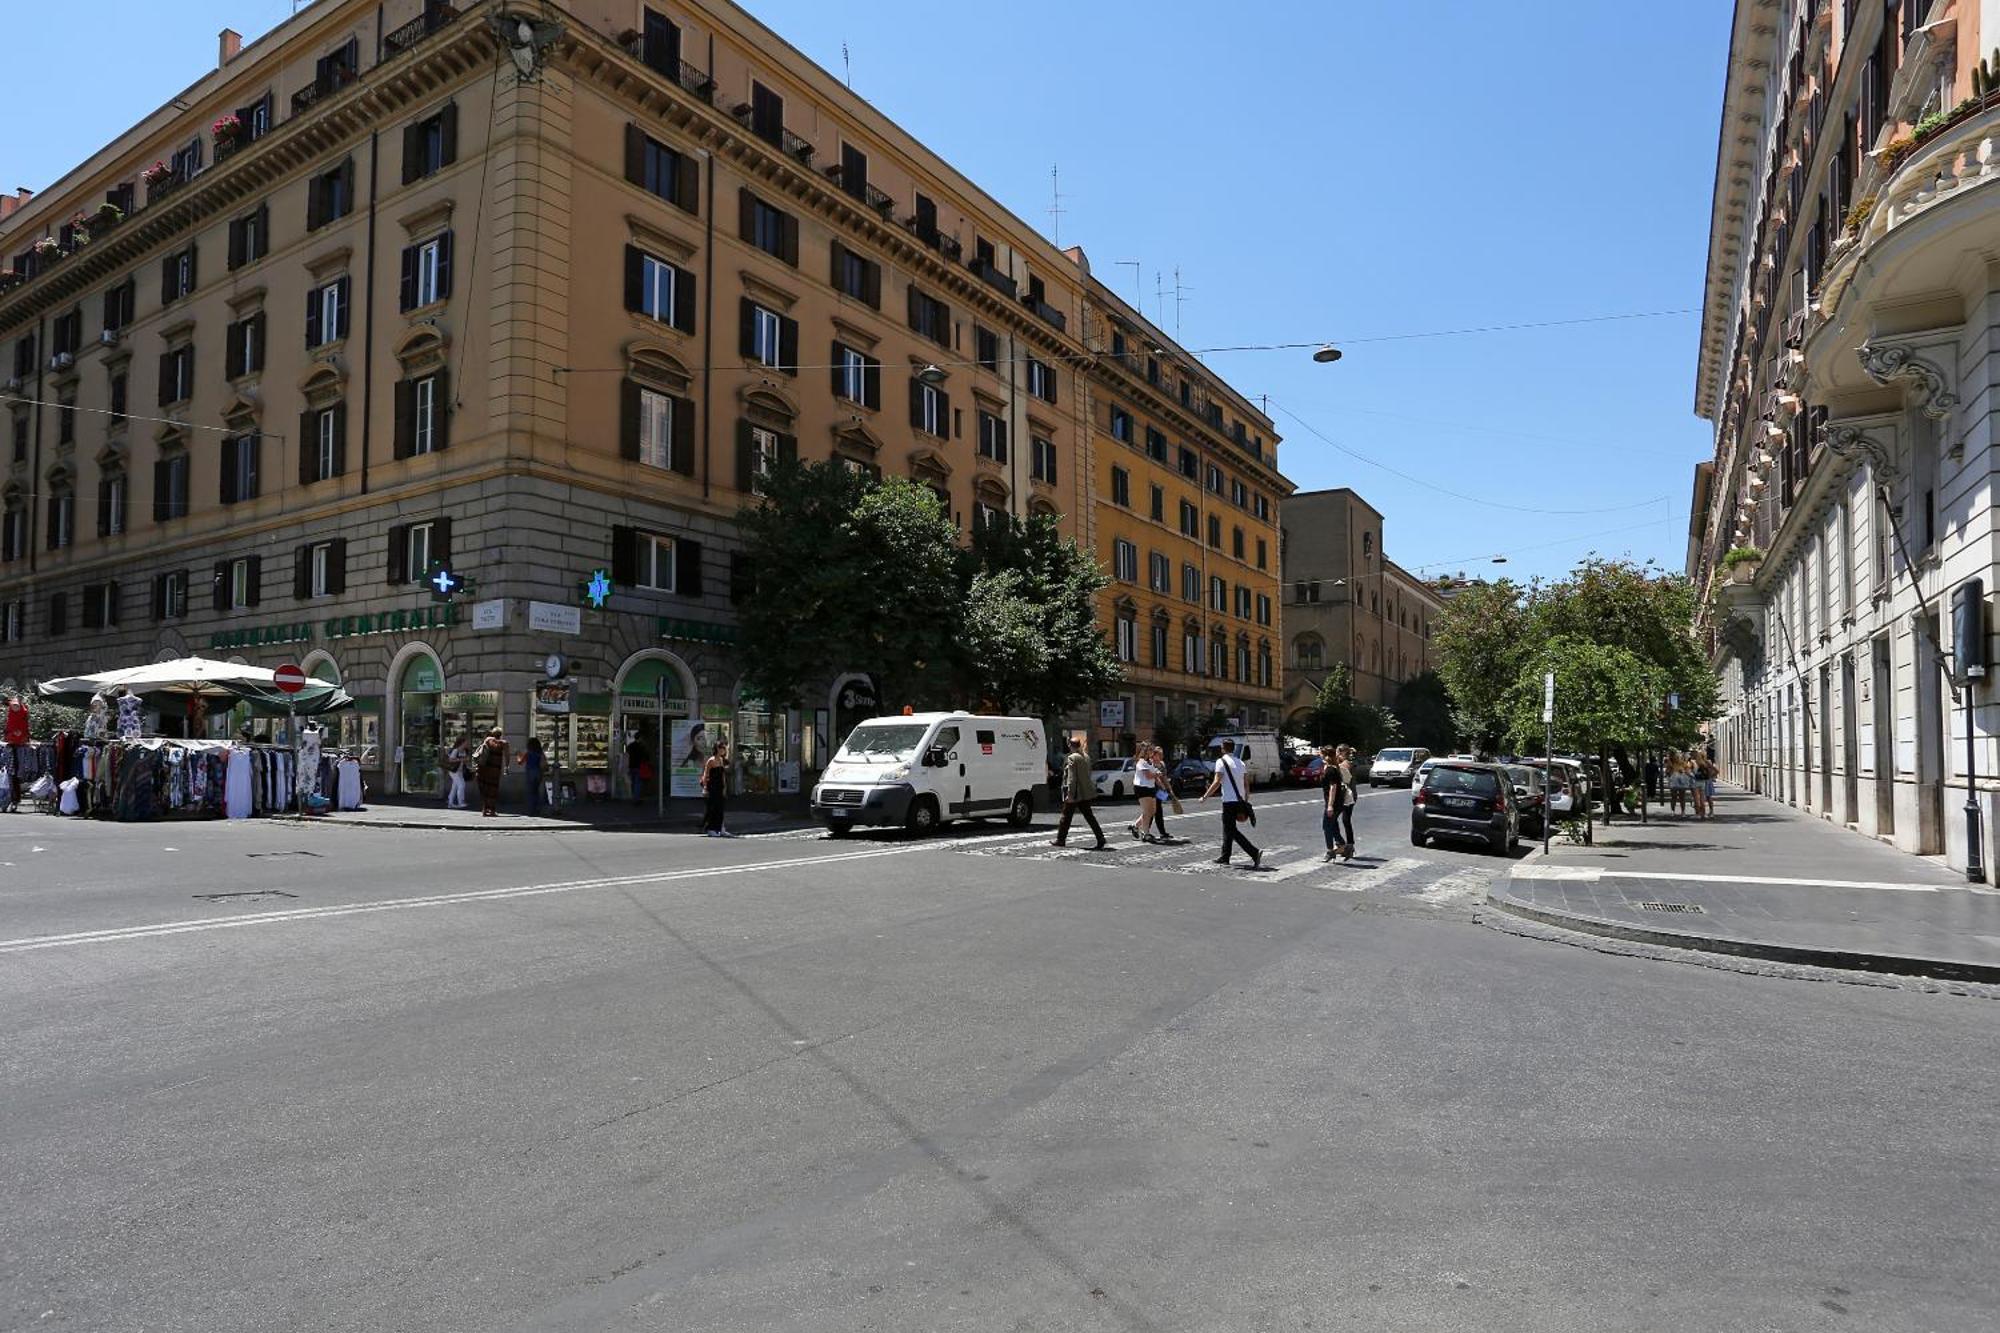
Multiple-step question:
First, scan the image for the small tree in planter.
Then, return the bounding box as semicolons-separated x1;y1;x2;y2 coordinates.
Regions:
1722;545;1763;584
93;201;124;230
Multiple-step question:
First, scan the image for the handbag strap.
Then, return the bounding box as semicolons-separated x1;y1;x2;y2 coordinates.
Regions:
1221;758;1243;804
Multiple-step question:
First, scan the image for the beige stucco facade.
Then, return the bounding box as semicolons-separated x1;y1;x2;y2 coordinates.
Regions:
0;0;1284;796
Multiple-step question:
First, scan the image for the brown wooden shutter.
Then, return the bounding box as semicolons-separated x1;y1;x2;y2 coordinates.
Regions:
399;244;418;311
908;376;923;428
160;255;176;305
670;395;693;473
777;433;797;465
244;555;261;607
433;517;452;564
294;546;312;600
157;351;174;406
305;288;323;348
402;120;423;185
440;103;458;166
907;283;921;331
778;316;798;375
671;263;696;332
780;213;799;266
623;245;644;313
829;240;846;289
738;298;757;359
610;526;638;585
865;359;881;410
213;560;229;611
220;439;237;505
335;276;351;338
862;257;881;308
674;152;700;213
619;379;642;461
624;124;645;186
829;343;845;399
307;175;325;230
328;538;347;595
433;371;452;452
385;525;408;585
436;231;453;300
227;216;245;269
151;574;166;622
298;411;315;484
393;380;414;459
331;402;347;476
735;419;756;494
737;187;755;243
677;540;703;598
186;242;197;292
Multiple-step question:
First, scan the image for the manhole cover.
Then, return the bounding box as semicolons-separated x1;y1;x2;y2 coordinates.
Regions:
1637;901;1704;914
246;851;321;859
193;890;299;903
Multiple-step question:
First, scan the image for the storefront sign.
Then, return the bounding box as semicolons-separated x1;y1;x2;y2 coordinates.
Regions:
659;616;739;646
535;679;574;715
1098;698;1127;729
209;622;315;652
326;603;460;641
616;695;691;718
442;691;498;713
471;599;507;630
530;601;582;635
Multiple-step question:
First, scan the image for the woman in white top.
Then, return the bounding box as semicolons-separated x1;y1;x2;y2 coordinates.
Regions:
1130;749;1161;843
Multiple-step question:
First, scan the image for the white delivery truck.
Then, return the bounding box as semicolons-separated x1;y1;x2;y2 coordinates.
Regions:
1202;729;1282;788
812;711;1045;836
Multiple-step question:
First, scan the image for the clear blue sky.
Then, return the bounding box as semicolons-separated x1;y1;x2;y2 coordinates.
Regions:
1;1;1728;585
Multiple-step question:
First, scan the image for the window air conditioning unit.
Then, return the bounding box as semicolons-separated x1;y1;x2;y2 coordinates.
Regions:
99;328;119;348
49;352;73;372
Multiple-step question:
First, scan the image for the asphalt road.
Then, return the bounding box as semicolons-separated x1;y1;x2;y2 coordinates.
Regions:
3;785;1996;1331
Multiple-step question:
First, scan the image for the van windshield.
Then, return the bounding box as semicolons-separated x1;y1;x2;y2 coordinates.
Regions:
1378;749;1415;762
839;723;930;760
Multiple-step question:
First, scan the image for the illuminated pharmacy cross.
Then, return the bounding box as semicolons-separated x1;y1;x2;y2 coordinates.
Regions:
584;569;613;609
430;567;462;597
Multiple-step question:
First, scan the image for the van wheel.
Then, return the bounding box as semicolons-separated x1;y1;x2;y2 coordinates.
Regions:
906;797;940;835
1006;792;1033;828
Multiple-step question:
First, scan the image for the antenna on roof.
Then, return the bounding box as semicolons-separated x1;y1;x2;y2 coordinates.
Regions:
1172;266;1192;337
1115;261;1141;307
1048;164;1066;247
841;42;851;89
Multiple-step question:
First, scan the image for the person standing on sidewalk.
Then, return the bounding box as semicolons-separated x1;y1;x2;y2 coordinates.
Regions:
1694;751;1717;820
1320;745;1348;861
1149;743;1181;843
519;736;547;817
1052;737;1105;849
443;735;470;810
1201;738;1262;867
3;693;28;813
701;740;734;837
473;727;507;818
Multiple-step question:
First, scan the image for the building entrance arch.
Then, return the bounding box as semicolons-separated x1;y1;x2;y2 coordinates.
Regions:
386;641;445;796
610;648;695;801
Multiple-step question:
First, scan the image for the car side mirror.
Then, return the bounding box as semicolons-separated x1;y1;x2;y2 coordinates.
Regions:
924;747;947;768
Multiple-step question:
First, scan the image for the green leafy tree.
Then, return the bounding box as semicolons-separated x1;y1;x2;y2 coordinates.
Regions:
734;461;962;711
1503;634;1667;835
1151;710;1187;762
1433;579;1528;749
1301;664;1401;755
1390;670;1459;753
1524;557;1717;748
962;514;1120;721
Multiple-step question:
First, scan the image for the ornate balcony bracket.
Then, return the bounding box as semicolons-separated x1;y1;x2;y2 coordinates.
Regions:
1857;341;1958;451
1820;420;1900;483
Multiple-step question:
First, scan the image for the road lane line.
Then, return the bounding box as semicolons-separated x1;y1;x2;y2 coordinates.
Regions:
0;841;966;956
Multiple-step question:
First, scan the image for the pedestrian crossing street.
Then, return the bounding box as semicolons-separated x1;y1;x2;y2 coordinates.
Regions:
744;822;1497;908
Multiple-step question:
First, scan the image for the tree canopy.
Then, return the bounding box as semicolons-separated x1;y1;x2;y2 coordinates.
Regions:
734;461;1117;720
1390;670;1458;753
1299;664;1400;755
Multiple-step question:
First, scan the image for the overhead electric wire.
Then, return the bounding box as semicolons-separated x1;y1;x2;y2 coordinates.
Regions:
1408;516;1681;576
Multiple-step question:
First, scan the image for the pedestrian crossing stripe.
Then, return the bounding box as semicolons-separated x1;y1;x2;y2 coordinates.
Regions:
1167;846;1301;873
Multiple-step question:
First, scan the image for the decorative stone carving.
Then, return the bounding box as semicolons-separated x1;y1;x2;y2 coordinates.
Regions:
1820;421;1899;481
1856;343;1958;422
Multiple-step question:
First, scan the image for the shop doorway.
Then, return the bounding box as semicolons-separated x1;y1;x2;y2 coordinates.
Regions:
612;654;693;803
398;652;445;796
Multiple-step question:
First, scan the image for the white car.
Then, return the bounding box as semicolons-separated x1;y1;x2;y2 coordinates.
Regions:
1091;757;1140;799
1408;757;1442;797
1370;747;1431;787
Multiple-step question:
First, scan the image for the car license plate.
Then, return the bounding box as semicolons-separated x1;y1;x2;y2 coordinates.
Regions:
1445;796;1476;809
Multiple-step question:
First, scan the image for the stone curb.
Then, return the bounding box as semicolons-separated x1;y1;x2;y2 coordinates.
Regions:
1484;877;2000;987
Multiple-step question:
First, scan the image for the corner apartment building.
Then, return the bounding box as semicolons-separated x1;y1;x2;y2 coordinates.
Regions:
1278;488;1439;721
1690;0;2000;872
0;0;1285;796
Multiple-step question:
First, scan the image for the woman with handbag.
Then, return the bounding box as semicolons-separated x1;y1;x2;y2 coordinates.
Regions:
473;727;507;818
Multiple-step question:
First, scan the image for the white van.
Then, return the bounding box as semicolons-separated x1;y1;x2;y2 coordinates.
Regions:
1203;729;1282;788
812;712;1044;836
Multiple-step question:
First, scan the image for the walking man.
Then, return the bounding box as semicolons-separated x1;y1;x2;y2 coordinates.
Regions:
1052;737;1105;849
1201;738;1262;868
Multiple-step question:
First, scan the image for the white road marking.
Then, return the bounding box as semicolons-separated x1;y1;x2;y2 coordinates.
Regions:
1167;846;1301;874
1411;868;1494;907
1509;864;1947;893
1261;854;1345;882
0;840;972;957
1314;857;1425;894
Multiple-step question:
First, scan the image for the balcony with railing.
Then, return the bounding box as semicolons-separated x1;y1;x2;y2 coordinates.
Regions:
968;255;1016;298
676;59;716;102
780;129;815;164
1023;292;1067;333
291;65;357;117
384;2;459;60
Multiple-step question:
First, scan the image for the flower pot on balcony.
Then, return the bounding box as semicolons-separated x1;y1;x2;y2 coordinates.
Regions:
1728;560;1759;585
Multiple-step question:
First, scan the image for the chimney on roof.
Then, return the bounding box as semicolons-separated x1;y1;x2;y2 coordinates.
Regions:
219;28;243;66
0;188;32;222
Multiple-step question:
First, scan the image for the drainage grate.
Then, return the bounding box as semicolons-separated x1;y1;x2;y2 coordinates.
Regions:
246;851;321;859
1637;901;1705;914
193;890;299;903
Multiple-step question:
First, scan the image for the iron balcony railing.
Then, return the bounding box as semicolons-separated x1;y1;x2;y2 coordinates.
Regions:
384;2;459;60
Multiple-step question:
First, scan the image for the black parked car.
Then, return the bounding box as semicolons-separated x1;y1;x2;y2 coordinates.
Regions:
1170;756;1214;796
1411;760;1519;855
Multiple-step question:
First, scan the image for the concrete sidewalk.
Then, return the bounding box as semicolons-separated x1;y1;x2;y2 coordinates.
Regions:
1489;787;2000;983
278;794;816;835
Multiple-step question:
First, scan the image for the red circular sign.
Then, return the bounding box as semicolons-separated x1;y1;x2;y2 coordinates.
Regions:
274;663;307;695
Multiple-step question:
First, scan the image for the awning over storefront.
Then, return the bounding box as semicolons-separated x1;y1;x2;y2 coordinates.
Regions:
37;657;355;716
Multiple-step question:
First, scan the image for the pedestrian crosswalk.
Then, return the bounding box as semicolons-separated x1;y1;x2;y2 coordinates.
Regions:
741;819;1502;908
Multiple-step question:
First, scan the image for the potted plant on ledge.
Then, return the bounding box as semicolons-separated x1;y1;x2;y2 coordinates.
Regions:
1722;545;1764;585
